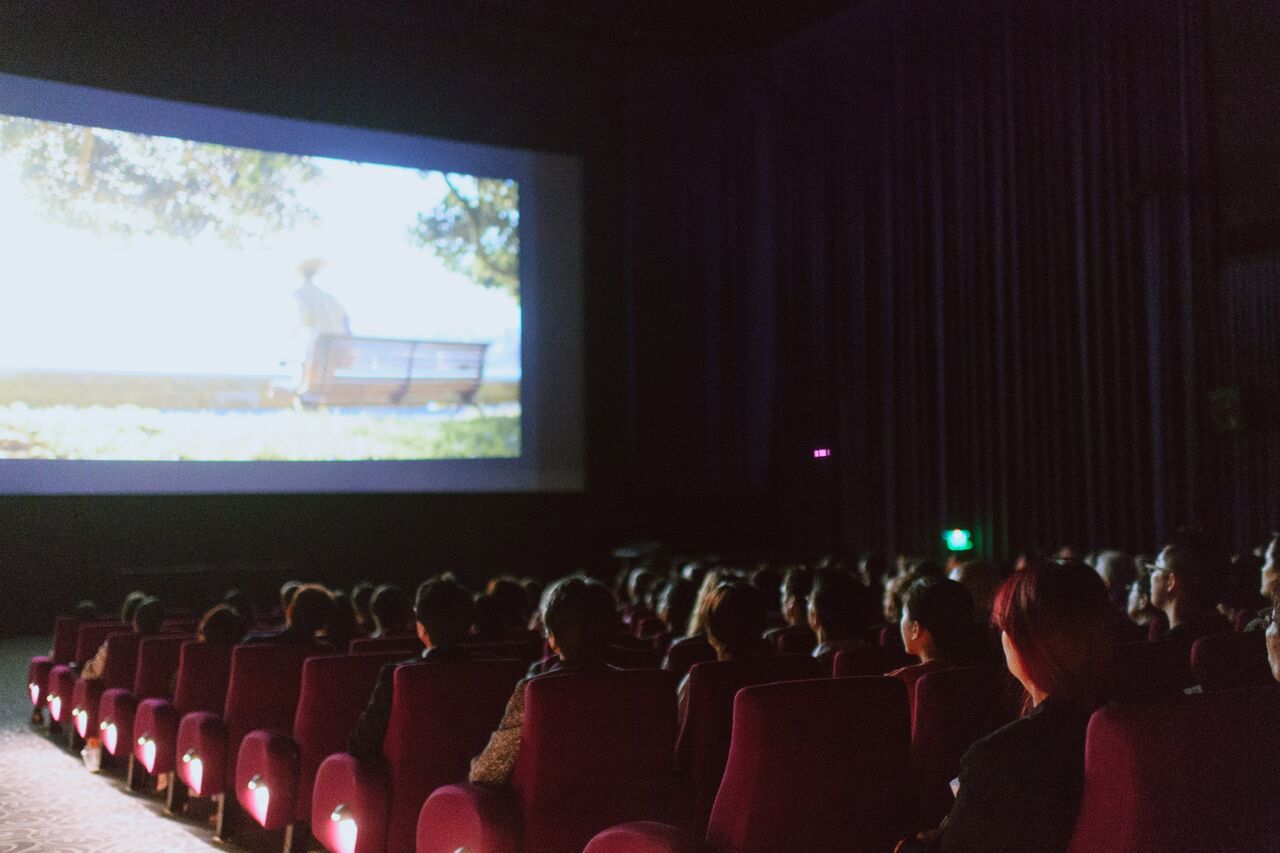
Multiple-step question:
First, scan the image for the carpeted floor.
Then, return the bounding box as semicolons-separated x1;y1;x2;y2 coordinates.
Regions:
0;635;225;852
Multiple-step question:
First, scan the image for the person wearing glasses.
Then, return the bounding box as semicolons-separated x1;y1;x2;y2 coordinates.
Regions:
1147;531;1231;645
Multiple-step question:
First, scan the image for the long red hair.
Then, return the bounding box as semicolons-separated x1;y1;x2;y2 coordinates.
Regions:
993;560;1116;712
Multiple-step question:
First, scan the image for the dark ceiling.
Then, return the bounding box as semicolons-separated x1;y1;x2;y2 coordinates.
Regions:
0;0;863;56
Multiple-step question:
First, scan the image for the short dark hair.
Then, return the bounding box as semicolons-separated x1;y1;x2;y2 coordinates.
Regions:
704;581;768;659
133;596;165;635
222;588;254;623
1162;529;1228;610
199;604;247;645
120;590;148;623
488;576;531;629
280;580;302;611
350;581;375;616
289;584;336;636
370;584;411;633
542;576;618;663
415;578;474;647
658;578;697;635
471;593;505;637
902;577;975;660
810;569;874;641
73;600;99;622
782;566;815;602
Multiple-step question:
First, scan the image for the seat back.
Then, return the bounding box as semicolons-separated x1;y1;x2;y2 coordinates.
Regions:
1190;632;1273;691
222;643;325;788
133;634;190;700
467;636;544;665
288;652;404;820
677;655;821;830
832;645;879;677
74;621;128;665
662;635;715;678
101;632;144;690
606;644;663;669
909;666;1011;829
775;626;817;656
513;668;679;853
1067;687;1280;853
172;641;236;716
50;615;80;663
383;658;525;853
707;677;911;853
348;635;422;656
1113;641;1194;699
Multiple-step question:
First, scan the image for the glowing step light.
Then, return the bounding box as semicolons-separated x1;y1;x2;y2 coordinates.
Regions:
74;707;89;737
246;774;270;824
48;693;62;721
99;719;118;754
29;682;39;705
943;528;974;552
182;748;203;795
137;734;157;773
330;804;358;853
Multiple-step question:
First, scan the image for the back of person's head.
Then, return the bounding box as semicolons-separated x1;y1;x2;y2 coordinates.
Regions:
1156;528;1228;611
415;577;474;647
902;577;976;661
627;568;658;607
950;561;1006;620
809;568;875;641
704;581;768;659
521;579;546;617
781;566;815;624
120;590;148;623
750;565;783;608
326;589;357;643
993;560;1116;711
858;553;890;588
279;580;302;612
471;593;505;637
221;588;254;624
487;576;530;630
1222;552;1266;615
133;596;165;635
370;583;411;634
657;577;697;636
1092;551;1138;611
73;600;99;622
688;568;730;636
542;575;618;664
350;581;374;622
199;604;247;645
288;584;336;637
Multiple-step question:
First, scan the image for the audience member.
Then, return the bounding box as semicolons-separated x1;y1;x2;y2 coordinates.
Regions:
1148;532;1231;643
487;576;531;631
347;577;477;761
1091;551;1137;612
1265;587;1279;683
679;580;769;720
323;589;359;652
895;560;1116;853
469;576;618;786
626;568;658;619
892;577;977;720
808;568;876;666
246;583;336;648
686;568;730;637
1261;533;1279;603
82;596;165;681
278;580;302;617
197;603;247;645
1125;569;1158;628
949;561;1005;624
350;580;375;633
764;565;816;653
119;590;148;625
368;583;412;637
471;593;507;640
656;577;696;637
221;589;254;626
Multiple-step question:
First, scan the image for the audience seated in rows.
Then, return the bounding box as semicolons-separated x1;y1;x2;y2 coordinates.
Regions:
892;577;977;724
764;566;816;654
368;583;412;638
245;584;336;649
1148;532;1232;644
809;568;876;669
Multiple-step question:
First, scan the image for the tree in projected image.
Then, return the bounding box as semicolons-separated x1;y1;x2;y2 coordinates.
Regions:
0;116;321;245
407;174;520;302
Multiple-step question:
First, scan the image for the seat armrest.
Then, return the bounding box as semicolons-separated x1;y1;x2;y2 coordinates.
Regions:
174;711;227;797
310;752;390;853
235;729;300;830
133;698;178;774
584;821;709;853
417;783;521;853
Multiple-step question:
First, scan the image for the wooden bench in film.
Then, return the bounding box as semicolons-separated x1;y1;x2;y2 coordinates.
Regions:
298;334;489;408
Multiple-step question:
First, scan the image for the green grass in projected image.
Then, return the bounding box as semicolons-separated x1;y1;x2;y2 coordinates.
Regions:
0;404;519;461
0;114;522;461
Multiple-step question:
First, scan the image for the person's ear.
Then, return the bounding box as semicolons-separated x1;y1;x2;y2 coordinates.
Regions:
1166;572;1180;599
547;631;560;656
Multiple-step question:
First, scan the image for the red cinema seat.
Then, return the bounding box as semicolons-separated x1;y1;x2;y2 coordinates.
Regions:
814;639;879;677
45;621;127;727
663;636;715;679
676;655;820;832
418;668;679;853
174;643;323;801
133;640;234;778
467;636;544;665
908;666;1011;829
1190;632;1273;691
235;652;403;834
1067;687;1280;853
1113;640;1194;700
97;634;188;759
311;658;523;853
27;615;79;713
635;617;667;639
772;625;817;656
348;636;422;656
608;644;663;669
70;631;145;741
832;645;880;677
585;676;912;853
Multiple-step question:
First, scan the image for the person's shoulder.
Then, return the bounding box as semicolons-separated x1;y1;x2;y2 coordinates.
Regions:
968;699;1090;764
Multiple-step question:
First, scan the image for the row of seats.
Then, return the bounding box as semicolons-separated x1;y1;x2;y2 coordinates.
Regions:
23;614;1280;853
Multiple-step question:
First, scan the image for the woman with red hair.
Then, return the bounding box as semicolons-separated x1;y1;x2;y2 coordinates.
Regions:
895;560;1117;853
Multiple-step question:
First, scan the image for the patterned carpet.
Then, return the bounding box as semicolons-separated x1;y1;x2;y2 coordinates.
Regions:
0;635;225;852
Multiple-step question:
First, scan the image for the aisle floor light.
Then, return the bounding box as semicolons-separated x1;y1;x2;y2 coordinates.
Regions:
74;707;88;737
247;774;270;823
29;682;39;705
99;719;118;754
137;734;157;773
182;748;203;795
330;804;357;853
48;693;61;721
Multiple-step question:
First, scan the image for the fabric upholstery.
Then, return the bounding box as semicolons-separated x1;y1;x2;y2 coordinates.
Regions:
1189;631;1273;691
663;636;715;679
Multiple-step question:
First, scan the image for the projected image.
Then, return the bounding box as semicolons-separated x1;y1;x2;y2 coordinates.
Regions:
0;115;520;461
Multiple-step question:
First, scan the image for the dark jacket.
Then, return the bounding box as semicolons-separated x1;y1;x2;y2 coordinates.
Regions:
928;697;1094;853
346;644;473;762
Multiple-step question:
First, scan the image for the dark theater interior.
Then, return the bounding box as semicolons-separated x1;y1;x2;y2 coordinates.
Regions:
0;1;1278;851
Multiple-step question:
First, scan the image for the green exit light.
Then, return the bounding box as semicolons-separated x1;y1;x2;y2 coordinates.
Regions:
943;529;974;552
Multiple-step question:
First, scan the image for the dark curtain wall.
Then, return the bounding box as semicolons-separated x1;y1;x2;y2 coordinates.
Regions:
623;0;1218;556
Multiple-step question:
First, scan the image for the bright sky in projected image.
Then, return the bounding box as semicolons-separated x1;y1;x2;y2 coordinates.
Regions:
0;138;521;379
